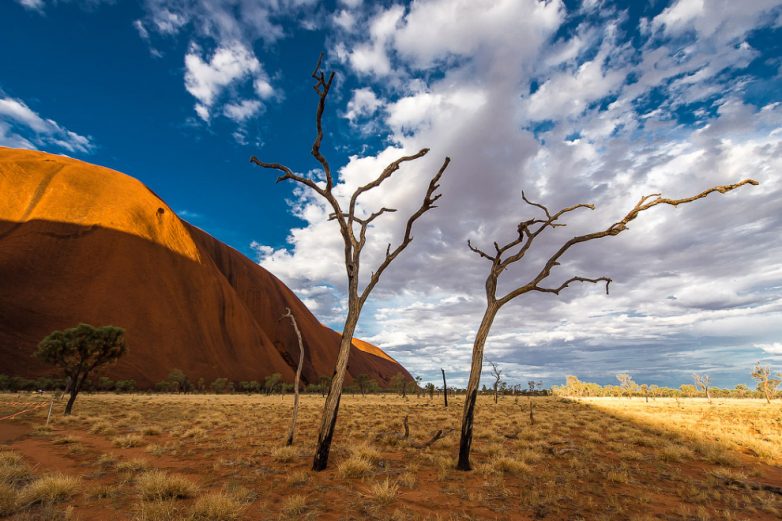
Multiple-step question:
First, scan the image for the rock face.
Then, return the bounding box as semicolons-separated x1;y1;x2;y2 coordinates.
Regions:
0;147;411;388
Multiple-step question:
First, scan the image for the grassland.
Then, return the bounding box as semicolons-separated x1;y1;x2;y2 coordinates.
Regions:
1;393;781;520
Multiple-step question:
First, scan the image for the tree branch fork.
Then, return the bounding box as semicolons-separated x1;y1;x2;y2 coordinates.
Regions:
467;179;758;306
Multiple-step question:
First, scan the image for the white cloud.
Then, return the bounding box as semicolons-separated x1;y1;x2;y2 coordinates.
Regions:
137;0;318;125
344;88;383;123
0;96;93;153
184;42;268;122
223;99;262;122
15;0;44;11
348;5;404;76
253;0;782;387
757;343;782;355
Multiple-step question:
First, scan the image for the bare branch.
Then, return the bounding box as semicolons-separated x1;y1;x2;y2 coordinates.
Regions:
497;179;758;305
495;201;595;271
310;53;336;193
521;191;554;221
467;239;496;262
410;427;455;449
250;157;328;198
349;148;430;218
359;156;451;306
365;207;397;225
532;276;612;295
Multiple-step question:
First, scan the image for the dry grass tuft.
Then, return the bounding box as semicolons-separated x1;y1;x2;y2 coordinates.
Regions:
112;434;145;448
367;478;399;505
280;494;307;516
189;491;245;520
269;446;297;463
16;473;80;507
0;451;32;486
137;471;198;500
0;483;16;516
337;456;374;478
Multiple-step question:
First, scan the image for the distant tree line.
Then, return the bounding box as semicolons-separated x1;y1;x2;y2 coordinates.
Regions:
553;365;781;402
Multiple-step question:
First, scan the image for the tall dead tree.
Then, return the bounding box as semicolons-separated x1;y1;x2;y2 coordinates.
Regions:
251;55;450;471
456;179;758;471
281;308;305;446
441;368;448;407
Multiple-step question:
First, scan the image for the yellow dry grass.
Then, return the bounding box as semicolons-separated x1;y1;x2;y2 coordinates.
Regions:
1;392;780;520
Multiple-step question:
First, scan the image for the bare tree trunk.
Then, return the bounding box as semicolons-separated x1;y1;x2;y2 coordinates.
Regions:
312;299;359;470
457;303;499;471
528;395;535;425
441;369;448;407
283;308;305;446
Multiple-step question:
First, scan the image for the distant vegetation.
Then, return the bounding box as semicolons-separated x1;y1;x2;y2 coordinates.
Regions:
554;369;781;401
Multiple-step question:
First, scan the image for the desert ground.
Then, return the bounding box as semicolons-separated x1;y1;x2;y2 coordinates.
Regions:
1;393;781;521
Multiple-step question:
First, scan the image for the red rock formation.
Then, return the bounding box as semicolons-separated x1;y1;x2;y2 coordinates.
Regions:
0;147;411;388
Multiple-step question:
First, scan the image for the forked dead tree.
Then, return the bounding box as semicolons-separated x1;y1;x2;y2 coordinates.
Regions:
693;373;712;403
456;179;758;471
281;308;304;446
251;55;450;471
617;373;636;398
752;362;781;404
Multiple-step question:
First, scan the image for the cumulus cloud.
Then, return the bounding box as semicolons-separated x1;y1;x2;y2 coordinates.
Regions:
136;0;314;128
183;42;270;122
15;0;44;11
252;0;782;387
0;96;93;153
344;87;383;123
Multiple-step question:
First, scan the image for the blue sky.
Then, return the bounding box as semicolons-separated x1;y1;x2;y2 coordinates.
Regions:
3;0;782;388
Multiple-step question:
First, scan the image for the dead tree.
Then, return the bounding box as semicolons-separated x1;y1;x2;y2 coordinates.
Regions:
441;368;448;407
752;362;781;404
281;308;305;446
693;374;712;404
489;361;502;404
251;55;450;471
456;179;758;471
375;414;454;449
528;380;542;425
616;373;636;398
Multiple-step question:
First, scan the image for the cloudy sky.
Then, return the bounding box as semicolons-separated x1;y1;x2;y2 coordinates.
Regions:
3;0;781;388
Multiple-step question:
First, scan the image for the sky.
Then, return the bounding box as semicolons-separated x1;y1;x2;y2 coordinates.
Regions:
2;0;781;389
